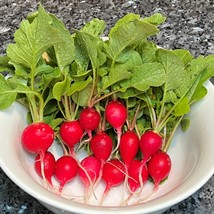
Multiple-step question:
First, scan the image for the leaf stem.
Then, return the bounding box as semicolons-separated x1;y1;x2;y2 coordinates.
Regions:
72;101;79;121
90;90;117;107
163;116;183;152
15;89;44;122
63;95;72;121
155;85;166;131
145;94;156;130
88;68;97;107
129;102;141;131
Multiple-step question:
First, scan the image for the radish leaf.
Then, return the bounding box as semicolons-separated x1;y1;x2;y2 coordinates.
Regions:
6;6;62;70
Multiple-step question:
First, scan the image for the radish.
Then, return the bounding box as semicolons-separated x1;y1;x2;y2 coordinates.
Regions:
119;130;139;203
21;122;54;155
78;155;101;202
105;100;127;154
90;131;113;162
119;131;139;167
54;155;79;193
139;130;162;187
128;160;149;193
147;151;172;191
139;130;162;166
90;131;113;188
79;155;101;187
34;151;56;186
121;159;148;205
79;107;101;140
59;120;84;154
101;159;125;205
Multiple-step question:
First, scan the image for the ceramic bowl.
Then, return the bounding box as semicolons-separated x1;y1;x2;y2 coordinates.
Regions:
1;81;214;214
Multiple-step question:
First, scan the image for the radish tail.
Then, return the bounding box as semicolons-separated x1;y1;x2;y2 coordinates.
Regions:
93;160;104;189
39;152;52;189
99;186;110;205
120;193;133;206
133;186;156;205
58;182;65;194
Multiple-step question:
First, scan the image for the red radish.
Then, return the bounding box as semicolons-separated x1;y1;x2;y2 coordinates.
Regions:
21;122;54;155
119;131;139;167
79;156;101;187
140;130;162;166
90;131;113;188
121;160;148;205
148;151;172;191
105;100;127;154
79;155;101;202
79;107;101;140
59;120;84;154
34;151;56;186
128;160;149;193
101;159;125;205
54;155;79;193
90;131;113;162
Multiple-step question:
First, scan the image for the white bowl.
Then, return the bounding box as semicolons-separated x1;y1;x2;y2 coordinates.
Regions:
1;81;214;214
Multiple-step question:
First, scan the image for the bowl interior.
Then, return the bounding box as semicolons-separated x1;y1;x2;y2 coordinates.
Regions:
1;81;214;214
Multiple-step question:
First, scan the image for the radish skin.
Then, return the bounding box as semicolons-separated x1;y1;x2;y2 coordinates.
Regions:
105;100;127;154
54;155;79;193
101;159;125;205
148;151;172;191
34;151;56;186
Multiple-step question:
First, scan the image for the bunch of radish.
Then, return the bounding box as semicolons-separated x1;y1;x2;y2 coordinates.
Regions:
4;7;213;207
21;98;172;206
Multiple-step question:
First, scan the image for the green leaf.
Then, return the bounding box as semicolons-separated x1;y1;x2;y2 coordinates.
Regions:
75;31;102;70
0;75;17;109
97;68;108;77
164;55;214;123
118;88;142;99
116;49;142;70
102;66;132;89
137;41;158;63
173;97;190;116
81;18;106;37
142;13;166;26
156;49;185;91
72;83;92;107
109;13;141;37
97;48;107;67
181;118;190;132
44;115;63;130
190;55;214;103
36;64;61;90
0;56;14;73
52;76;72;101
6;6;62;70
71;69;92;79
170;49;193;66
105;17;159;62
120;62;165;91
11;62;29;79
73;36;90;71
50;14;75;71
171;56;211;105
68;76;92;96
0;75;31;110
7;76;29;91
